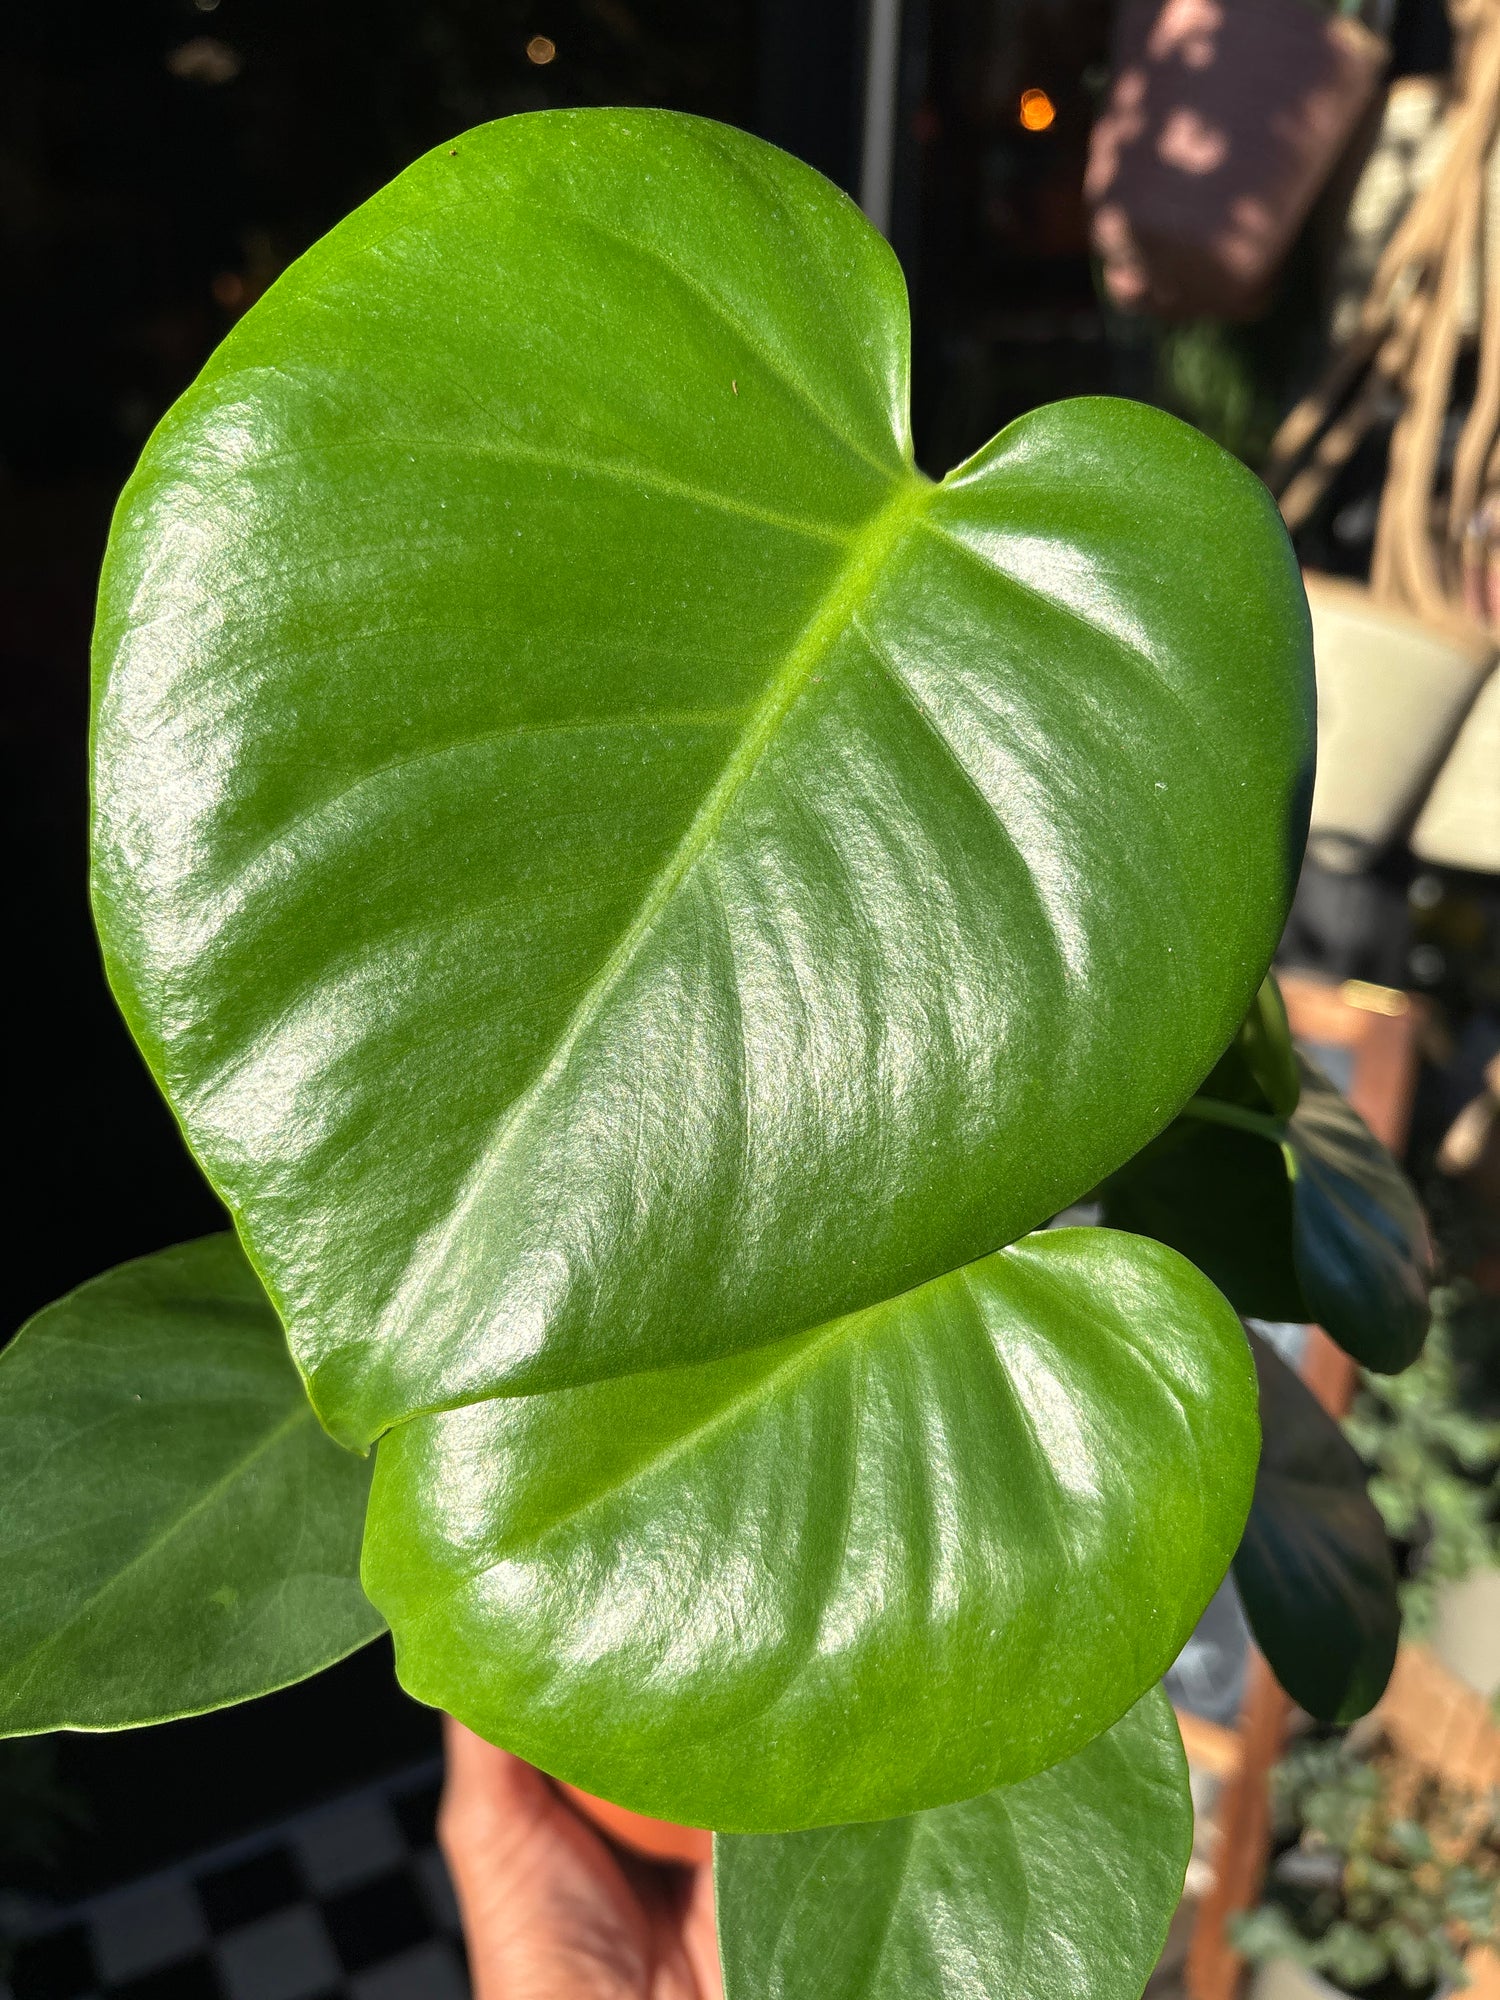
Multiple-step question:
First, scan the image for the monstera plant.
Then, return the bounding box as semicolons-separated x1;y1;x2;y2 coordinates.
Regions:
0;110;1433;1998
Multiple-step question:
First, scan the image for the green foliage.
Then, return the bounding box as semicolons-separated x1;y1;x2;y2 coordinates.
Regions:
1235;1329;1399;1725
92;106;1311;1459
1220;973;1303;1120
1102;972;1432;1716
365;1230;1256;1828
8;102;1442;1999
1153;320;1293;470
0;1238;382;1735
1289;1067;1433;1377
1233;1729;1500;1994
1104;982;1432;1374
715;1689;1190;2000
1345;1285;1500;1635
88;108;1310;1834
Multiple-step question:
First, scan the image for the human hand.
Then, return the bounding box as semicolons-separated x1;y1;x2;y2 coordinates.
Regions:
439;1716;724;2000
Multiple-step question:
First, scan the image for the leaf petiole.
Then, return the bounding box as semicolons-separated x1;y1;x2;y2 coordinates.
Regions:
1178;1095;1288;1144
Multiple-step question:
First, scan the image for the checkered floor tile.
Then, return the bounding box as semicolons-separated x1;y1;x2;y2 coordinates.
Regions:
2;1761;468;2000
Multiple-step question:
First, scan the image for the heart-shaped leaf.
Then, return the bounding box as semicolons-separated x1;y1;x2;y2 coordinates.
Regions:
1103;1056;1430;1372
1235;1329;1399;1723
91;109;1313;1451
0;1237;381;1737
362;1228;1256;1829
715;1686;1190;2000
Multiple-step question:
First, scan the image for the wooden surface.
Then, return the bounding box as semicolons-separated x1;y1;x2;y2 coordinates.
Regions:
1184;973;1425;2000
1380;1647;1500;1997
1185;1654;1296;2000
1379;1643;1500;1795
1175;1710;1244;1784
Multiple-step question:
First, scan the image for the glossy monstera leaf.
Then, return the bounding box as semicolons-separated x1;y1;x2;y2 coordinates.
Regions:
363;1229;1257;1829
1104;1053;1430;1373
715;1687;1190;2000
92;109;1312;1455
1235;1330;1398;1724
0;1238;380;1736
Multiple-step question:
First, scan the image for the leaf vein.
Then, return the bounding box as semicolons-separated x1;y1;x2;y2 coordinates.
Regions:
0;1400;320;1709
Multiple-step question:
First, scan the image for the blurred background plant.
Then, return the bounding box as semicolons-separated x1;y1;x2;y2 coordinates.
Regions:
1345;1281;1500;1641
1233;1727;1500;1996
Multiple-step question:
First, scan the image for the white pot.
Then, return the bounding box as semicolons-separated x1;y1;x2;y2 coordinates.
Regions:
1430;1565;1500;1700
1412;664;1500;874
1302;575;1494;874
1247;1960;1347;2000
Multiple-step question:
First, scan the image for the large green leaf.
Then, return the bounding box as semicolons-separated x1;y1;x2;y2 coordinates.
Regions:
363;1228;1256;1829
91;109;1313;1452
715;1686;1190;2000
1103;1056;1430;1372
0;1237;380;1736
1235;1330;1399;1724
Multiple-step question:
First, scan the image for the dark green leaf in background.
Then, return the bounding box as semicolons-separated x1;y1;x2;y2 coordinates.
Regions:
1287;1060;1431;1375
1103;1047;1430;1374
1235;1329;1399;1724
0;1238;381;1737
714;1686;1191;2000
1101;1118;1303;1321
91;110;1314;1454
363;1229;1257;1829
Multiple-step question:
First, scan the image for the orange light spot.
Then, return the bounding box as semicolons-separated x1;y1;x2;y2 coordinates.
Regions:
526;34;557;64
1019;88;1056;132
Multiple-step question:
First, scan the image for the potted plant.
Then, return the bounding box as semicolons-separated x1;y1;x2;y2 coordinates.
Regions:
0;109;1435;1997
1233;1727;1500;1999
1345;1281;1500;1697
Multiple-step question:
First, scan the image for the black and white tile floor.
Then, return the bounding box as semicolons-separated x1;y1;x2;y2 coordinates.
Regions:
2;1760;469;2000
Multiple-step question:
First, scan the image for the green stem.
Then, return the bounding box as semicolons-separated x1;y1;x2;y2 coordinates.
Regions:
1178;1095;1287;1143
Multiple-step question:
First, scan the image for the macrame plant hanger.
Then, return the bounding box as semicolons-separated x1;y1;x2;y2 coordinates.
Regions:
1266;0;1500;639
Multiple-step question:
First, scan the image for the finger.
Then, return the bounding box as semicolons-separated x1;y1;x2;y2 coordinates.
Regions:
439;1714;559;1865
681;1856;724;2000
438;1718;653;1999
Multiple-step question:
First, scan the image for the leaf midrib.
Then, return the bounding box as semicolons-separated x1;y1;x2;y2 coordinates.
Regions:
0;1399;318;1710
444;1277;904;1582
375;470;934;1415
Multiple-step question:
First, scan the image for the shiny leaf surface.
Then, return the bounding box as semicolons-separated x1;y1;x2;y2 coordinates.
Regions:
715;1687;1190;2000
363;1229;1257;1829
1234;1330;1398;1724
0;1238;380;1736
1103;1056;1430;1372
91;109;1313;1451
